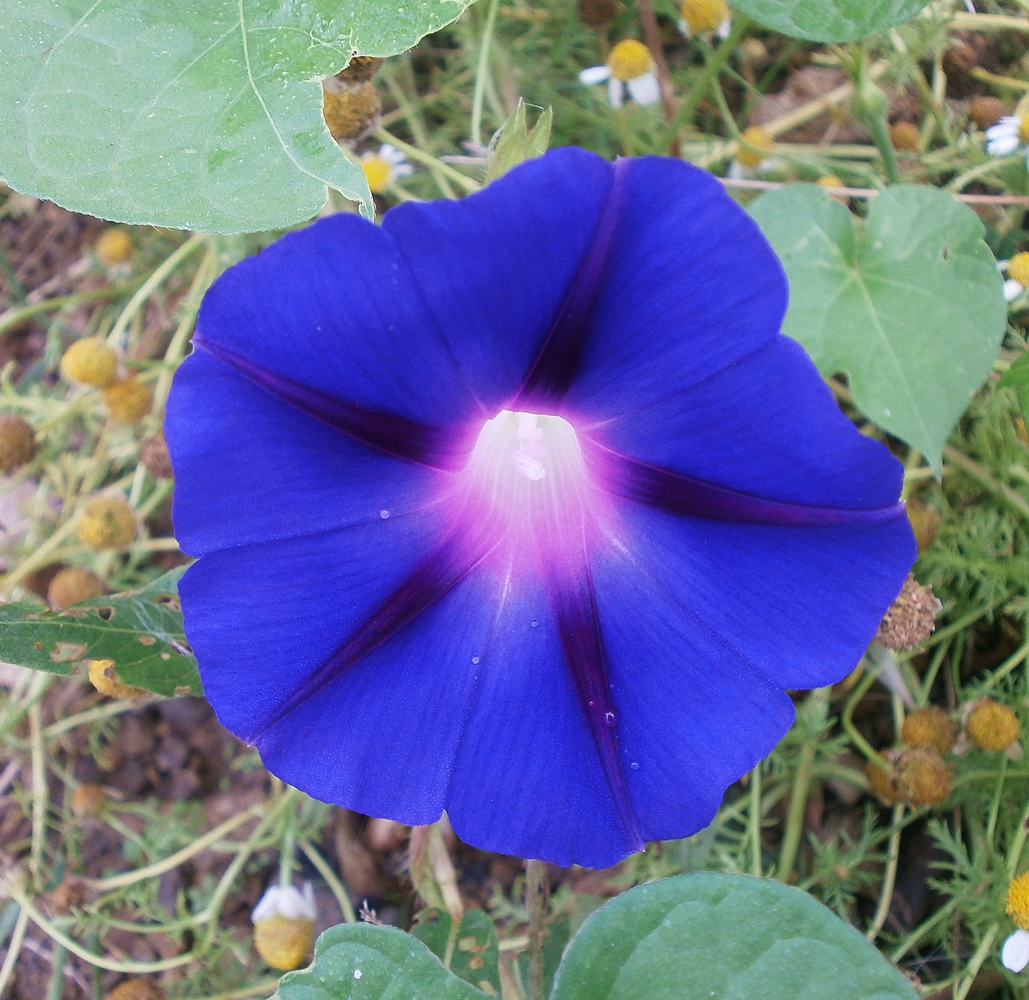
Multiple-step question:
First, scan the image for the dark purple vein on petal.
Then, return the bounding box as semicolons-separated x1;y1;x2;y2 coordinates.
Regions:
513;160;628;407
246;532;498;742
548;564;644;852
586;443;906;526
194;338;463;470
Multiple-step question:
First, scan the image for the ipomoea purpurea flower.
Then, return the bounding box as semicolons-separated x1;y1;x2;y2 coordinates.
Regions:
166;148;914;868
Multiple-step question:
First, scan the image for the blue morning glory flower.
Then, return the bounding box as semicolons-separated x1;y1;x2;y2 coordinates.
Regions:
166;148;914;868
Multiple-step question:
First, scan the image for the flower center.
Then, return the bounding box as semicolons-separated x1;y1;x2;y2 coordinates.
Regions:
1019;115;1029;144
458;410;599;570
1009;251;1029;287
608;40;654;81
737;125;774;169
680;0;729;33
361;156;393;194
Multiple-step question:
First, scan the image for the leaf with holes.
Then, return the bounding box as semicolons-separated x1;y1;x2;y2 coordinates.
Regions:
730;0;924;41
550;873;917;1000
0;568;197;697
274;923;490;1000
0;0;474;232
749;184;1006;472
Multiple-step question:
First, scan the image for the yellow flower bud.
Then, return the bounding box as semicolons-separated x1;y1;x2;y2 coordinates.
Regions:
966;697;1020;752
48;567;106;609
901;705;957;755
103;377;153;424
252;883;317;971
1008;873;1029;931
77;496;137;550
94;228;134;267
71;783;108;818
1008;252;1029;289
0;414;36;472
737;126;774;169
107;978;165;1000
61;338;118;389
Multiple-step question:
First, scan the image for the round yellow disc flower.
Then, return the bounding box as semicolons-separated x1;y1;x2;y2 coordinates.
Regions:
252;883;317;970
77;496;137;550
1008;874;1029;931
966;697;1020;752
679;0;731;38
61;337;119;389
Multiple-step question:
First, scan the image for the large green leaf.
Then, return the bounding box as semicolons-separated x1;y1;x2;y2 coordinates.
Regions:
274;923;489;1000
749;184;1006;472
0;0;474;232
731;0;924;41
411;909;500;996
0;568;197;697
550;873;916;1000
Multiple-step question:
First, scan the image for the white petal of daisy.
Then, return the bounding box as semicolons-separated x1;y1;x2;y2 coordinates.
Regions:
579;65;612;85
986;117;1022;157
607;76;624;108
1003;929;1029;973
1005;278;1024;302
252;883;316;923
378;144;407;165
716;15;732;38
626;72;660;107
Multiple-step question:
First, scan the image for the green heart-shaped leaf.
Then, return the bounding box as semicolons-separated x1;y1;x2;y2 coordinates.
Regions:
274;923;489;1000
749;184;1006;472
731;0;924;41
550;873;916;1000
0;0;474;232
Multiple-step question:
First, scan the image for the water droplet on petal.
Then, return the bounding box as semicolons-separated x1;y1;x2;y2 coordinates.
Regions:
630;761;640;770
530;620;538;628
587;699;596;708
471;655;480;664
379;509;390;519
604;710;617;727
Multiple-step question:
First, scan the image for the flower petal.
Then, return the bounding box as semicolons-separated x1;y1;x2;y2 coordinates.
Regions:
626;72;660;106
1003;930;1029;973
167;353;448;555
593;502;912;692
579;65;611;85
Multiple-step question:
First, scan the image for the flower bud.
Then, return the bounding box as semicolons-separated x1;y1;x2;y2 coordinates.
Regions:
71;783;108;818
1008;873;1029;931
252;883;317;970
107;978;165;1000
141;433;174;479
322;80;381;144
965;697;1020;752
61;337;118;389
88;659;146;699
889;121;920;152
736;126;774;169
77;496;136;550
334;56;383;84
103;377;153;424
0;414;36;472
48;566;106;609
94;228;134;267
866;746;952;807
901;705;956;755
875;573;941;650
967;96;1006;131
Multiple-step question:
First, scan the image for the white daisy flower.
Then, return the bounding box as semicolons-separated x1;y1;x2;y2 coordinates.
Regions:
999;252;1029;303
1005;929;1029;972
579;40;660;108
679;0;732;40
359;144;414;195
986;115;1029;164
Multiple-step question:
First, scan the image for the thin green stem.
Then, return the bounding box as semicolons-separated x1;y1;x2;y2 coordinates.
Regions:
525;859;548;1000
298;838;357;924
865;802;905;941
749;763;763;876
470;0;502;146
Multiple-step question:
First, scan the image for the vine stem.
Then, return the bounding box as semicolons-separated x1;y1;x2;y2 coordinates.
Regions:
525;859;549;1000
865;802;905;941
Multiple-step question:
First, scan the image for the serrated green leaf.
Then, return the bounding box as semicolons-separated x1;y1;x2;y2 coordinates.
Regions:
411;909;501;996
274;923;489;1000
731;0;924;41
550;873;916;1000
749;184;1006;472
0;0;475;233
0;568;197;697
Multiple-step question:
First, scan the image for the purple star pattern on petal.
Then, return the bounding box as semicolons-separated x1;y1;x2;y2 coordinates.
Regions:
166;148;915;868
